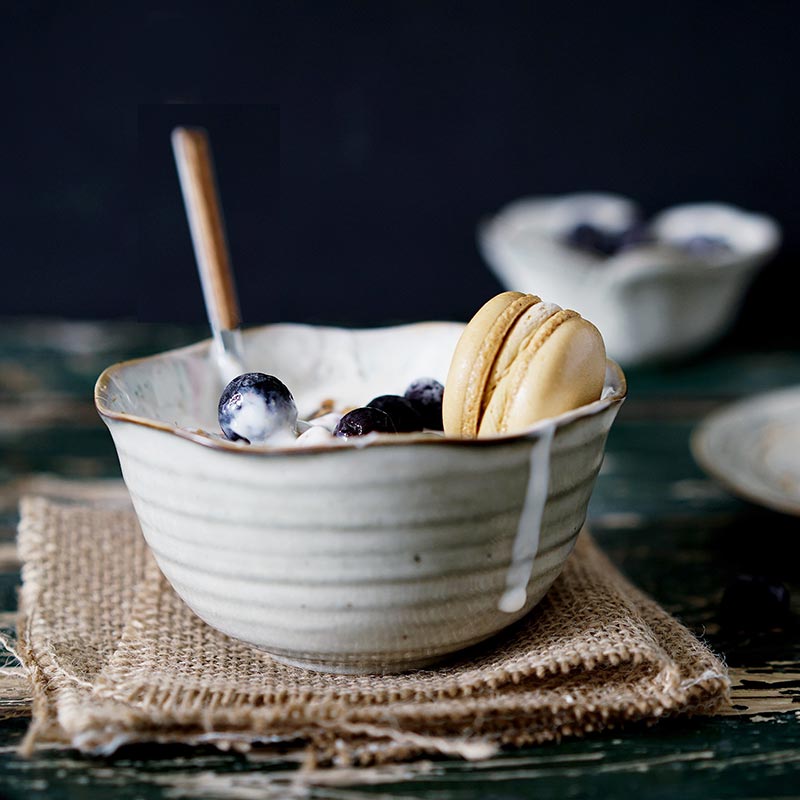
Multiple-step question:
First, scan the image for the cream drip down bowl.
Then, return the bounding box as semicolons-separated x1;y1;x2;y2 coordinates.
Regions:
95;321;626;674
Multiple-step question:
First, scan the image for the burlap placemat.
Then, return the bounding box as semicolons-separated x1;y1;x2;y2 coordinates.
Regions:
13;492;730;766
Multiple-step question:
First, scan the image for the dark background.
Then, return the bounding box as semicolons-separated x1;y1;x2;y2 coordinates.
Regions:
2;1;798;348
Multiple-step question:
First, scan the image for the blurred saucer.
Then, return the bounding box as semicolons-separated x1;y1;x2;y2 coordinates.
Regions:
691;385;800;516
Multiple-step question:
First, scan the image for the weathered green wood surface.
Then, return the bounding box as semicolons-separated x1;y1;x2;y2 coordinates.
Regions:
1;319;799;799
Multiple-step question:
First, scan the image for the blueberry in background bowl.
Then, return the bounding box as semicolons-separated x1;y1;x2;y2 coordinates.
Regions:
479;193;781;366
563;220;654;258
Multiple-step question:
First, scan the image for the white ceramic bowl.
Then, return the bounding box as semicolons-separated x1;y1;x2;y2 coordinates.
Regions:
479;193;781;366
95;321;626;674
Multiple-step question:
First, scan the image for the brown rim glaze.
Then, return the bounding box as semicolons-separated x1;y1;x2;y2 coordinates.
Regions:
94;323;627;457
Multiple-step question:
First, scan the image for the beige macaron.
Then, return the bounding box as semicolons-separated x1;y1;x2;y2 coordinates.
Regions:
443;292;607;438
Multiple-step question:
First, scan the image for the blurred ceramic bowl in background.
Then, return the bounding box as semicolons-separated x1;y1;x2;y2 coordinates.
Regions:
95;321;626;674
478;193;781;366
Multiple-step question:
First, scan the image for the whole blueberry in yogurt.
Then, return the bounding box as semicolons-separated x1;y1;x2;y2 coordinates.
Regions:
218;372;298;444
367;394;423;433
333;407;396;438
404;377;444;430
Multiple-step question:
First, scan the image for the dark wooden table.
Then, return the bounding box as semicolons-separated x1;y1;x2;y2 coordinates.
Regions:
1;319;798;799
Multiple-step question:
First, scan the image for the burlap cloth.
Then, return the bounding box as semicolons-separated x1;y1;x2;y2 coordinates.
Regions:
12;491;730;766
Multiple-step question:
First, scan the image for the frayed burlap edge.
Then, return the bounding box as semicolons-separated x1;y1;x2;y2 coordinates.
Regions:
14;494;730;765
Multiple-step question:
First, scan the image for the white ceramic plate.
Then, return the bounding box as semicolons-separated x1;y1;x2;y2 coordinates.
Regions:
691;385;800;516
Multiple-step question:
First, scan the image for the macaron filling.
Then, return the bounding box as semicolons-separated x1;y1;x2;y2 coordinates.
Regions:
481;301;563;412
460;293;539;437
444;291;607;439
481;308;581;436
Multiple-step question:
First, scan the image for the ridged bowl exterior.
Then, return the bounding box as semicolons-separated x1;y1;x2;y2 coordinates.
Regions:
97;322;625;673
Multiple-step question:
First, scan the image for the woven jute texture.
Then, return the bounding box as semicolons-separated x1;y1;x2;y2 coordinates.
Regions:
14;493;730;765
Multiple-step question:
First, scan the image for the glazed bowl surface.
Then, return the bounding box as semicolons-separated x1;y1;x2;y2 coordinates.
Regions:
95;321;626;673
479;193;781;366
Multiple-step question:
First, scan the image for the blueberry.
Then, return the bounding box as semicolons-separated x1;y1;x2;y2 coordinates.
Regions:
564;223;620;257
218;372;298;444
718;574;791;631
617;222;654;252
333;407;397;438
678;235;732;257
565;220;654;257
404;378;444;430
367;395;423;433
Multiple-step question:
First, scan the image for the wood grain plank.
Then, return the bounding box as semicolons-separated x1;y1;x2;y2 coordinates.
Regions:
0;611;16;628
727;665;800;715
1;324;799;798
0;543;19;572
0;670;30;719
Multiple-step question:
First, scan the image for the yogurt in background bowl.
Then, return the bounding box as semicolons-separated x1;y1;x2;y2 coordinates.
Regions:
478;193;781;367
95;321;626;674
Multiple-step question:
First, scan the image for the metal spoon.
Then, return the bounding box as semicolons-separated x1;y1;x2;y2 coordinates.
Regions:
171;126;247;386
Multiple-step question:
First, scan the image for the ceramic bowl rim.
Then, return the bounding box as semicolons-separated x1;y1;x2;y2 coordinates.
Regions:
94;321;627;457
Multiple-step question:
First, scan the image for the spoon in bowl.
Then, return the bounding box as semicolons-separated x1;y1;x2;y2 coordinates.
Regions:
171;126;247;386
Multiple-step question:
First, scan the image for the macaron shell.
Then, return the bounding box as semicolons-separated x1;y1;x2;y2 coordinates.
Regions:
443;292;538;438
481;301;562;413
478;313;606;436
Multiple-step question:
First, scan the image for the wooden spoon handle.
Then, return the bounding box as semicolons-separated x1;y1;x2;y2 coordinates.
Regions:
171;127;241;332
